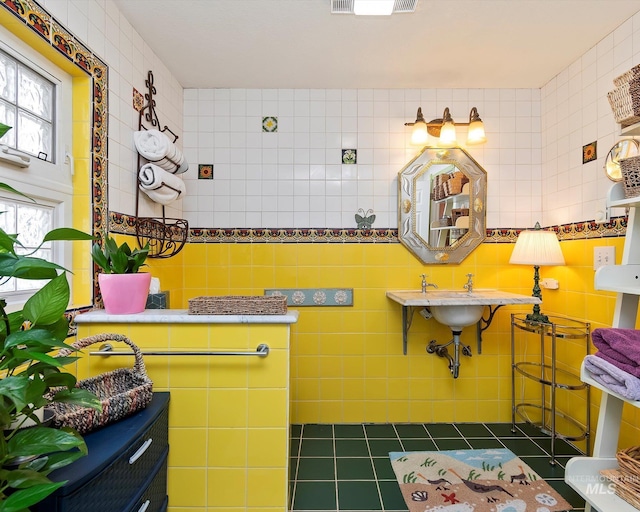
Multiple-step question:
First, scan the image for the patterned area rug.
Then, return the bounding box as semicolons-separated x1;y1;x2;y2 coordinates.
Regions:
390;449;572;512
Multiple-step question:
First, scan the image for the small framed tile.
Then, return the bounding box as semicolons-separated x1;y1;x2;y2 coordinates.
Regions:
132;88;144;111
198;164;213;179
262;116;278;132
583;141;597;164
342;148;357;164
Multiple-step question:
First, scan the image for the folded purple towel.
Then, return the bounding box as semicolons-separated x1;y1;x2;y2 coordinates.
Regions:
591;328;640;378
584;354;640;400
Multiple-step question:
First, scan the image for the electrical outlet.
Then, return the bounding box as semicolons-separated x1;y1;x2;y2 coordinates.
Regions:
594;246;615;270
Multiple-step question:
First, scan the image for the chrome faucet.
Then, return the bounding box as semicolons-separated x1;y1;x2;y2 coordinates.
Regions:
420;274;438;293
463;273;474;293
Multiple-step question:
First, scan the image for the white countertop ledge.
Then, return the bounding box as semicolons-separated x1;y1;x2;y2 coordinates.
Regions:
75;309;299;324
386;289;541;306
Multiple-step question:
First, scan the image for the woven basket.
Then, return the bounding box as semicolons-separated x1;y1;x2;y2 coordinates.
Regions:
188;295;288;315
620;155;640;198
607;79;640;126
606;447;640;510
47;333;153;434
614;64;640;87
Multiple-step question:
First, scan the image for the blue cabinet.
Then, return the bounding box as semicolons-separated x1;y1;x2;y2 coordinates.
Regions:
33;392;170;512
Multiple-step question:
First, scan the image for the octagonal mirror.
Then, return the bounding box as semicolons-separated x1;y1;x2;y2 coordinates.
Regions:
398;146;487;264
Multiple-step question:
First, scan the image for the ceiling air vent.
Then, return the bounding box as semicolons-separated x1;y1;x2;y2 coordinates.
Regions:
393;0;418;13
331;0;354;13
331;0;418;14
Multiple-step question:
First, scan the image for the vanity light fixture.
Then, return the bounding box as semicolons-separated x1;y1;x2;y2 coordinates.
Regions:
405;107;487;146
509;222;565;324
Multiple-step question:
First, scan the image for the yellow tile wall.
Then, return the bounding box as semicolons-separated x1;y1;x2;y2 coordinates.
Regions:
147;234;640;453
75;321;291;511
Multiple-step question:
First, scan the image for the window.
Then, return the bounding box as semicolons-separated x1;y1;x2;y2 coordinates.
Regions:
0;196;54;297
0;48;55;162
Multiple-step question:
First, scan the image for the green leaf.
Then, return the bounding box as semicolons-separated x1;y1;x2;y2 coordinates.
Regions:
22;274;69;326
41;228;94;243
11;258;65;279
8;427;85;458
0;481;65;512
50;388;102;411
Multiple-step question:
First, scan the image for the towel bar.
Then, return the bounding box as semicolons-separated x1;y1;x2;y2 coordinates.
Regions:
90;342;270;358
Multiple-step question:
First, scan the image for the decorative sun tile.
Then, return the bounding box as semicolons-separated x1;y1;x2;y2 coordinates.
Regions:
262;116;278;132
264;288;354;307
342;149;357;164
583;141;597;164
132;88;144;112
198;164;214;179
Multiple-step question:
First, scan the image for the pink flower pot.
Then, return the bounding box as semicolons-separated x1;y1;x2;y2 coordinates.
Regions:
98;272;152;314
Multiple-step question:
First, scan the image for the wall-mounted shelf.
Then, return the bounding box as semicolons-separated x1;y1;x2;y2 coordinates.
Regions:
620;121;640;137
135;70;188;258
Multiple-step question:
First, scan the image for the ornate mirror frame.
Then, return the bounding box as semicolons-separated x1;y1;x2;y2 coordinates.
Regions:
398;146;487;264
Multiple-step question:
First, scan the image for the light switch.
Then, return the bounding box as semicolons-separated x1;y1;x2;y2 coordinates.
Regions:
594;246;615;270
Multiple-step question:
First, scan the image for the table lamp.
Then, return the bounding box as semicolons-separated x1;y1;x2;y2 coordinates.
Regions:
509;222;565;323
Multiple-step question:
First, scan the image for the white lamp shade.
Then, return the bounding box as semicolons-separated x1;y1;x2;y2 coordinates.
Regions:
439;121;457;146
509;228;565;266
410;122;429;145
467;119;486;144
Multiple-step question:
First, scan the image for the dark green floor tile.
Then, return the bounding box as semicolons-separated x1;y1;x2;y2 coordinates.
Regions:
303;424;334;438
291;424;302;437
400;438;437;452
372;457;397;480
484;422;527;437
336;457;375;480
292;481;337;510
424;423;461;438
297;457;336;480
395;424;430;438
365;424;398;438
337;481;382;510
520;455;567;479
336;439;370;457
466;437;504;449
546;479;586;509
516;422;548;438
433;438;471;450
455;422;492;437
334;424;365;438
378;480;408;510
368;438;403;456
290;437;301;455
501;438;549;456
301;438;334;457
290;457;299;479
535;438;584;456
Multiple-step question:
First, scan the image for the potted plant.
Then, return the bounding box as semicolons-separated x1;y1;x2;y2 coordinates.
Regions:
0;183;102;511
91;237;151;314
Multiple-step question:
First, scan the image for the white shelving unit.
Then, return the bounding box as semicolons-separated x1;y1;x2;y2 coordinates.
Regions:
564;181;640;512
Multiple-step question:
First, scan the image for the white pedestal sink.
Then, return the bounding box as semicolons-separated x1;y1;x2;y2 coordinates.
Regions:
386;289;540;378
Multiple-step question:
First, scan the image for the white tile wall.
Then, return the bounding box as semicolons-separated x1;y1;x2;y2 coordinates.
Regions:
541;10;640;226
182;88;543;229
32;1;640;230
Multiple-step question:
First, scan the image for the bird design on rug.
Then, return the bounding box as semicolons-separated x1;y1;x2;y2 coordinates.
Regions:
510;465;530;485
447;468;514;504
418;473;452;490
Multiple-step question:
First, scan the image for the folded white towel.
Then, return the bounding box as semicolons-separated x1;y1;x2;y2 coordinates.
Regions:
134;129;188;174
138;163;186;205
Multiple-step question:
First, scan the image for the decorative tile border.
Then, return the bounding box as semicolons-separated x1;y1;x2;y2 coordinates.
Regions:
265;288;353;307
1;0;109;306
109;212;629;244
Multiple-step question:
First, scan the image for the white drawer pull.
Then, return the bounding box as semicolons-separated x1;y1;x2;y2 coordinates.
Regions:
137;500;150;512
129;438;153;464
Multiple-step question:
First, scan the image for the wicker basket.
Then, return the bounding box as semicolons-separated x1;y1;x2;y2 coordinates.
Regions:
614;64;640;87
47;333;153;434
607;79;640;126
603;447;640;510
620;155;640;198
188;295;288;315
